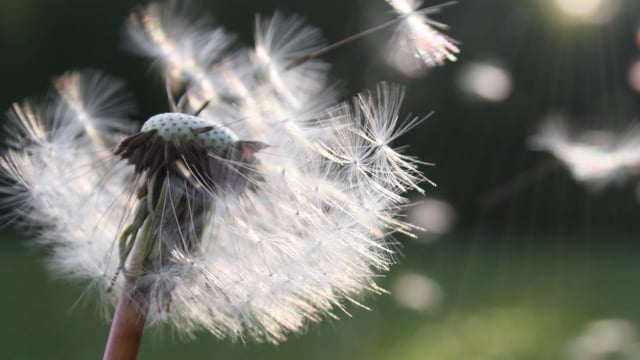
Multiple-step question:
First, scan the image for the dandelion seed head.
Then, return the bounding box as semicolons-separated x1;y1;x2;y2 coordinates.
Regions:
1;1;437;344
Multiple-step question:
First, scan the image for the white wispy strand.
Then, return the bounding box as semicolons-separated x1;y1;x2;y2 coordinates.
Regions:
385;0;460;71
0;71;136;301
254;12;331;110
530;116;640;189
125;0;236;113
1;2;431;344
320;84;432;202
53;72;138;139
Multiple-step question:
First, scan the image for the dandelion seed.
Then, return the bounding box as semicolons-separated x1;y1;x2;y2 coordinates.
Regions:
385;0;460;74
126;1;235;112
530;116;640;189
253;12;331;109
0;0;444;356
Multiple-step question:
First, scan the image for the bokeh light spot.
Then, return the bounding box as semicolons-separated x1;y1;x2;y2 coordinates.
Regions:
553;0;620;24
392;273;443;313
628;60;640;94
456;62;513;103
565;319;640;359
409;198;456;242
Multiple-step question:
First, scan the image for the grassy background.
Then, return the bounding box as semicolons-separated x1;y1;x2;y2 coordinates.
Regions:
2;229;638;359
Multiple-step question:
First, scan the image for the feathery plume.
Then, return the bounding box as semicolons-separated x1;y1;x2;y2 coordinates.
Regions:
385;0;460;73
530;116;640;189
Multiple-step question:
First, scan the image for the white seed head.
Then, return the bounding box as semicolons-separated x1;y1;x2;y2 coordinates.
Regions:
0;1;436;344
141;112;238;149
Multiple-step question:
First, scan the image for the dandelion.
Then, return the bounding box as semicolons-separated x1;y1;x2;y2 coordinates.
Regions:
385;0;460;73
530;116;640;189
0;1;454;358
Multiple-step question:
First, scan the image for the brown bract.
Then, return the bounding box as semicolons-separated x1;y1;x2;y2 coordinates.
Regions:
115;127;267;194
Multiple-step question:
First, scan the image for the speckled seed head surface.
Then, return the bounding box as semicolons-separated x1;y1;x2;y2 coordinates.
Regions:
141;112;238;150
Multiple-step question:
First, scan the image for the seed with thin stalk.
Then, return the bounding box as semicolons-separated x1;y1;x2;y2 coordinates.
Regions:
385;0;460;73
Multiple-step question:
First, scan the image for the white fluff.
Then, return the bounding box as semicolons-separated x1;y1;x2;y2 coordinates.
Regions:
1;2;433;344
385;0;460;72
530;115;640;189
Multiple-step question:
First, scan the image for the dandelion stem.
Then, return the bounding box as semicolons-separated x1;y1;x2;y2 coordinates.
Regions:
103;281;148;360
103;211;151;360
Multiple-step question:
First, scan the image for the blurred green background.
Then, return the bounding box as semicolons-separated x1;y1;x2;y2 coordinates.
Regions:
1;0;640;359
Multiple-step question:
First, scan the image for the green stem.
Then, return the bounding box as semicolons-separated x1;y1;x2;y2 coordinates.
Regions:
103;187;158;360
